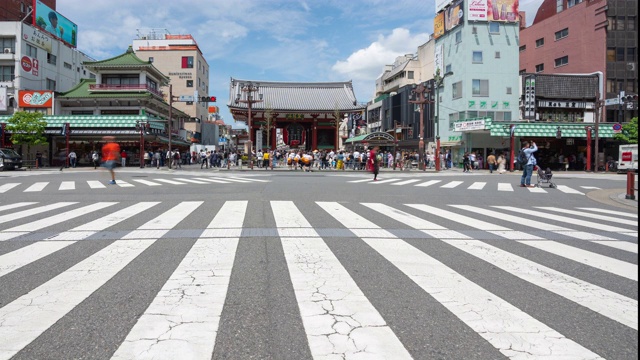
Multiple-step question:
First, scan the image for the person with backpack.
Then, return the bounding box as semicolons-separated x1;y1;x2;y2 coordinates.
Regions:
519;141;538;188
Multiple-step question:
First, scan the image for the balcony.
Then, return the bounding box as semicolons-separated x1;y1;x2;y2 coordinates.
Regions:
89;84;164;97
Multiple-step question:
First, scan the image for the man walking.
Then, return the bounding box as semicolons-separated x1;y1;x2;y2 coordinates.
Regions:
68;150;77;168
487;152;497;174
101;136;120;185
520;141;538;188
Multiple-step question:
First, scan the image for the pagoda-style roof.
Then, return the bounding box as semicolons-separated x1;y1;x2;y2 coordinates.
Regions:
57;78;156;99
83;46;170;85
227;78;365;112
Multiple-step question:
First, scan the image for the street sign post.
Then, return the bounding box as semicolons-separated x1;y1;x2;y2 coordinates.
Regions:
178;95;194;102
604;98;620;106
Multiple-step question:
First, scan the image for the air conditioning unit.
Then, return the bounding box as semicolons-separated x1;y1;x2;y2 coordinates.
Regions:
3;48;12;54
627;62;636;71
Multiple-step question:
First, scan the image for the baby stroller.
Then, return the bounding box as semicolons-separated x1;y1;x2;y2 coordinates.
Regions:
536;166;556;188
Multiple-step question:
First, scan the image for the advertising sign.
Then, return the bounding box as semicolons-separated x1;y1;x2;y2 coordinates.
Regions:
20;56;39;76
434;45;444;76
433;12;446;39
467;0;488;21
487;0;519;22
445;0;464;32
18;90;54;108
32;0;78;48
22;23;53;52
454;118;487;132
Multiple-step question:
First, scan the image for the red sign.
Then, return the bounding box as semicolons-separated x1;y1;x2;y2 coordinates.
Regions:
18;90;54;108
622;152;632;162
20;56;39;76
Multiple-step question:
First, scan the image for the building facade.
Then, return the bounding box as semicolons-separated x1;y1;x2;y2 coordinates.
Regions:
519;0;638;122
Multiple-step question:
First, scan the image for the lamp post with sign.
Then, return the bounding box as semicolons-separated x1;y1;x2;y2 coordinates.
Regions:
409;82;433;171
434;69;453;172
235;83;262;169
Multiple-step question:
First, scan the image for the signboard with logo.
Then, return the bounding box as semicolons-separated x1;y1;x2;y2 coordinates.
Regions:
468;0;488;21
18;90;53;108
0;88;7;111
454;118;487;132
22;23;53;52
434;45;444;76
21;56;39;76
32;0;78;48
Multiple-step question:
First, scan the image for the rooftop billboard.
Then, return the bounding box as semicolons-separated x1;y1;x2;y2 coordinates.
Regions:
32;0;78;48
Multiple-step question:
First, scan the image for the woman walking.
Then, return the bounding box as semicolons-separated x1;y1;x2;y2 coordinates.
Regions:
368;146;380;181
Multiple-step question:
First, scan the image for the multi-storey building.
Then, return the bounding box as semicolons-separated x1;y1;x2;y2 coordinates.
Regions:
0;0;55;22
519;0;638;123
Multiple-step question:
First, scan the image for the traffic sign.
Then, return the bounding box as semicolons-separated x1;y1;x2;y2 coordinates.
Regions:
178;95;194;102
604;98;620;106
613;123;622;133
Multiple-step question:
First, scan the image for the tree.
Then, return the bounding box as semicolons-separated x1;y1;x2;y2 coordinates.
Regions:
614;117;638;144
6;111;48;158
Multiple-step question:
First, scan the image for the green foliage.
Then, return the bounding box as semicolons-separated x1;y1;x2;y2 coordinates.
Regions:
6;111;48;149
614;117;638;144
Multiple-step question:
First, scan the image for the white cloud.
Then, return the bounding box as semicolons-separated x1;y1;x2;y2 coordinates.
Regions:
332;28;430;81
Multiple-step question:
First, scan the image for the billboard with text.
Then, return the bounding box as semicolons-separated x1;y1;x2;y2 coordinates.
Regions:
32;0;77;47
468;0;519;22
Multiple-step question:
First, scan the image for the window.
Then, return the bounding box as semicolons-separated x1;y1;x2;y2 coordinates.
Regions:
63;62;72;70
47;53;57;65
616;48;625;61
46;78;56;91
489;22;500;33
506;87;512;94
628;16;636;30
407;71;414;79
567;0;583;8
607;48;616;62
535;38;544;47
181;56;194;68
616;17;626;31
519;69;526;75
455;31;462;43
557;0;563;12
495;51;501;58
103;74;139;85
504;112;512;121
25;43;37;58
628;48;636;62
0;37;15;53
472;79;489;97
445;64;452;73
554;55;569;67
0;65;15;82
146;78;158;92
472;51;483;63
519;45;526;52
535;63;544;72
452;81;462;99
555;28;569;40
186;80;193;87
148;57;154;63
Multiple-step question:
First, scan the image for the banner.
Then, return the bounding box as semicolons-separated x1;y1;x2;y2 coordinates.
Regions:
454;119;487;132
433;12;446;39
434;45;444;76
33;0;78;47
0;88;7;112
445;0;464;32
467;0;488;21
18;90;53;108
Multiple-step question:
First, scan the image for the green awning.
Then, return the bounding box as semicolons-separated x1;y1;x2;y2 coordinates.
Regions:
1;115;165;130
344;134;368;143
490;122;616;138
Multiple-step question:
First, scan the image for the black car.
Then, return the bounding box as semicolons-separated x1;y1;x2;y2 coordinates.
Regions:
0;148;23;171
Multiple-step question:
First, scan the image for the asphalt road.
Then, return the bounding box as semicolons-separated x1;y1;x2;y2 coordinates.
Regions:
0;166;637;360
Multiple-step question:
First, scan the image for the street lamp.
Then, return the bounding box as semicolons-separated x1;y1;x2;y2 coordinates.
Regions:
434;68;453;172
135;121;150;168
235;82;263;169
409;82;433;171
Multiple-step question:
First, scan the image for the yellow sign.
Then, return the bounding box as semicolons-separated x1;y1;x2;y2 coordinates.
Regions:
434;12;445;39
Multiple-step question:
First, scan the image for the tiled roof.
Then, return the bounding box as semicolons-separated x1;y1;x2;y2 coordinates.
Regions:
228;78;365;112
83;46;170;84
57;78;153;99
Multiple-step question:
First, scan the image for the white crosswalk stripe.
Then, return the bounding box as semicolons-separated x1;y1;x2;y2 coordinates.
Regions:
556;185;585;195
132;179;161;186
415;179;441;187
467;181;486;190
0;200;636;359
87;180;106;189
441;180;463;188
24;182;48;192
59;181;75;191
497;182;514;191
0;183;20;193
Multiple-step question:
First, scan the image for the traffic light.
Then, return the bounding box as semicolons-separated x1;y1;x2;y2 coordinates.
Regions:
199;96;217;103
623;94;638;102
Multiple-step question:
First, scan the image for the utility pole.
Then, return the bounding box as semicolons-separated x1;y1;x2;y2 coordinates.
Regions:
594;91;603;171
409;83;432;171
168;84;173;169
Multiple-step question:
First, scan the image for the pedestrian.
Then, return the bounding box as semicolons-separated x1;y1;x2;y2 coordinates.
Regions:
92;151;99;169
154;149;161;169
101;136;121;185
35;150;43;168
262;150;270;169
200;149;208;169
369;146;380;181
520;141;538;188
497;153;506;174
120;150;127;167
68;150;77;168
487;152;497;174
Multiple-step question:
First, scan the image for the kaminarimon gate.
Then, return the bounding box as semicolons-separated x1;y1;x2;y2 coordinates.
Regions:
227;78;365;151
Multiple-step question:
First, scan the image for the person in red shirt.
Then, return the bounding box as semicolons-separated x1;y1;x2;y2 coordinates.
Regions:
368;146;380;181
101;136;121;185
120;150;128;167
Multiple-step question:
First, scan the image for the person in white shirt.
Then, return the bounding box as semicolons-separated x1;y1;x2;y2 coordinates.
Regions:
68;150;77;168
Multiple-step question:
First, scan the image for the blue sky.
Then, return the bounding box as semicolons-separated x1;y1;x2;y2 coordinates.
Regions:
57;0;435;128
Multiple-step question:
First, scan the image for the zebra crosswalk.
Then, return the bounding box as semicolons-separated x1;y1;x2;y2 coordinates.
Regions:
348;178;599;195
0;200;636;359
0;176;268;193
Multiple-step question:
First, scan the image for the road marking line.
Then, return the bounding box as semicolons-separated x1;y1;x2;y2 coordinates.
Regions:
556;185;585;195
577;207;638;218
192;177;231;184
24;182;48;192
408;204;509;231
391;179;421;186
0;202;77;227
174;177;209;184
348;178;374;183
497;183;514;191
535;207;638;226
87;180;106;189
0;183;20;193
441;181;463;188
132;179;161;186
199;201;247;238
415;180;441;187
467;182;486;190
0;202;37;212
116;180;134;187
0;241;76;278
362;203;446;230
527;186;547;193
369;178;399;184
154;178;186;185
317;201;395;238
3;203;117;234
58;181;75;191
